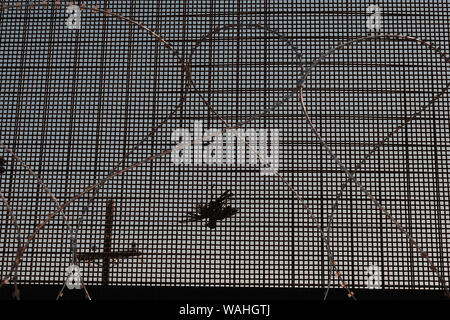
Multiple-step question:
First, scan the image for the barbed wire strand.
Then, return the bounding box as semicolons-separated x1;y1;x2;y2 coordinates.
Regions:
186;23;354;298
0;189;21;299
296;34;450;299
0;0;188;299
0;1;355;299
188;28;450;300
63;18;354;298
0;141;92;299
322;82;450;298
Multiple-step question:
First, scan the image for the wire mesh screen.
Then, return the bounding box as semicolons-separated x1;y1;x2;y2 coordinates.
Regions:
0;0;449;297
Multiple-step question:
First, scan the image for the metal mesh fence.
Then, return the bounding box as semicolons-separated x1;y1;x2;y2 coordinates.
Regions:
0;0;449;296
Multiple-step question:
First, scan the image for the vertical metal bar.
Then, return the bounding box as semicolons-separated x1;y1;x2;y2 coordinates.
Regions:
431;68;444;284
5;4;30;280
64;3;82;273
174;0;189;287
263;0;269;288
203;0;215;285
374;37;385;290
232;0;242;286
32;2;57;277
118;0;135;271
102;199;115;285
93;0;110;191
427;1;444;287
0;0;7;275
147;0;162;283
402;60;414;289
92;2;110;285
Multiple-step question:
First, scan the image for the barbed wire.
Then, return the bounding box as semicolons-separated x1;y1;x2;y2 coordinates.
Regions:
0;1;355;299
297;35;450;298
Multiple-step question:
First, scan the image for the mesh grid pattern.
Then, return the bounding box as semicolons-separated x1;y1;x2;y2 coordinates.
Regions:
0;0;449;292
